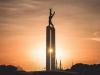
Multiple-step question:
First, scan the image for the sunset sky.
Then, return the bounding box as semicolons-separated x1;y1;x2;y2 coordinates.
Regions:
0;0;100;71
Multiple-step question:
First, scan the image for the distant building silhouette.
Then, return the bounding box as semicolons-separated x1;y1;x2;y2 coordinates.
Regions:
60;59;61;70
17;66;24;71
56;59;58;70
72;60;73;66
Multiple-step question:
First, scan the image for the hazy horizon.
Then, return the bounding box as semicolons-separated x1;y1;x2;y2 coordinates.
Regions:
0;0;100;71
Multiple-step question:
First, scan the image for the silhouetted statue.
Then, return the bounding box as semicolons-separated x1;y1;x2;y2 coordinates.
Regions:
49;9;55;28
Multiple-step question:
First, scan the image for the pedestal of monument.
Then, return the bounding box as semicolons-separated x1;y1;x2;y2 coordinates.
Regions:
46;26;55;71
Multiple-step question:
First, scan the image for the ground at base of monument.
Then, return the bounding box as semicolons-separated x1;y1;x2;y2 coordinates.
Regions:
20;71;79;75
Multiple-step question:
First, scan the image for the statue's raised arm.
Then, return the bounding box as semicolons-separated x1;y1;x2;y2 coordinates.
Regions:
52;11;55;17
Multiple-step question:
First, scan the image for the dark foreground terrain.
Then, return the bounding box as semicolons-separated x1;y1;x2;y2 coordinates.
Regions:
0;65;79;75
0;71;79;75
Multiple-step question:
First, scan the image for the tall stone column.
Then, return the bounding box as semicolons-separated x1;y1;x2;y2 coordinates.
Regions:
51;27;55;70
46;26;55;71
46;26;50;71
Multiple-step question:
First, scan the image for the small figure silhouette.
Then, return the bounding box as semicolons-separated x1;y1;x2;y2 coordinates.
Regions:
49;9;55;28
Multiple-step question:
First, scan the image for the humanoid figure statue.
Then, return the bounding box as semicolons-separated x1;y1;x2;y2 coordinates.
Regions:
49;9;55;28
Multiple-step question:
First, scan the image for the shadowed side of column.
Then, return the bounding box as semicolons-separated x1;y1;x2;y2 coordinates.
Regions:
46;26;51;71
51;27;55;70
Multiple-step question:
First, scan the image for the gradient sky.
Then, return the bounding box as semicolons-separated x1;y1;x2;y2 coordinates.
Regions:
0;0;100;71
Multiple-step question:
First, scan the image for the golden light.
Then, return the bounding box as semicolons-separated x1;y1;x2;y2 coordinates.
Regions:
50;49;52;52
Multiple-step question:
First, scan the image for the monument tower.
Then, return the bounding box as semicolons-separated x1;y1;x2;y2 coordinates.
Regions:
46;9;55;71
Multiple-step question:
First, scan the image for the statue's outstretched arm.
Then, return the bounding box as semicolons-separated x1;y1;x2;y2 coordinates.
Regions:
52;11;55;17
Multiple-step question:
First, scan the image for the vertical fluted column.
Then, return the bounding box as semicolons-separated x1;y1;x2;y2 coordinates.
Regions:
51;27;55;70
46;26;50;71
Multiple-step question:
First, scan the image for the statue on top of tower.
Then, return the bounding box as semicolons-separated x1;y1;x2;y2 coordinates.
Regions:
49;8;55;28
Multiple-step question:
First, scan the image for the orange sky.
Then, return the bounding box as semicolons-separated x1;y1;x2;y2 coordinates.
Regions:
0;0;100;71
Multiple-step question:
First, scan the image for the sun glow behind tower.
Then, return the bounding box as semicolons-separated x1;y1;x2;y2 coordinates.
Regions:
50;49;52;53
